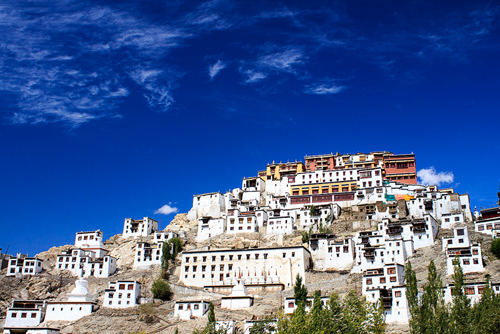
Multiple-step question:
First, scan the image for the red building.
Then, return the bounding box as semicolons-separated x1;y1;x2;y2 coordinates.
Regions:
304;154;335;171
382;153;417;184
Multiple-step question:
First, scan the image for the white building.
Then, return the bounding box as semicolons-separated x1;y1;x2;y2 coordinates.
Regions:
174;300;210;320
216;321;235;334
283;296;329;314
226;214;258;234
361;264;409;324
267;216;294;235
45;278;98;321
4;300;46;328
308;234;355;271
442;226;484;276
122;217;158;238
3;328;59;334
134;241;164;270
56;248;116;278
74;230;105;249
103;281;141;308
244;319;277;334
441;212;465;229
188;192;226;220
179;246;312;290
197;217;227;241
221;280;254;309
443;281;500;306
6;256;43;277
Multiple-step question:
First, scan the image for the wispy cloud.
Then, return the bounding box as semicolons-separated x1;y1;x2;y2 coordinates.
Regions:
418;167;454;186
304;81;345;95
258;48;305;73
0;1;192;126
208;60;227;80
155;203;179;215
241;69;268;83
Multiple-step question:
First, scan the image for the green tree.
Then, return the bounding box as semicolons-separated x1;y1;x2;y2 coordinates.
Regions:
491;238;500;259
161;242;171;279
150;278;172;300
249;316;277;334
309;205;316;217
301;231;310;244
405;261;421;333
293;274;308;306
168;237;183;259
450;259;471;334
421;260;449;334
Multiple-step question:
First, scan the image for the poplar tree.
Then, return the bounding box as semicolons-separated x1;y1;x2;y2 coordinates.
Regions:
450;259;471;334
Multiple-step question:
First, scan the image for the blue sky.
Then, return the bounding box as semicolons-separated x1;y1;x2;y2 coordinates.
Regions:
1;0;499;256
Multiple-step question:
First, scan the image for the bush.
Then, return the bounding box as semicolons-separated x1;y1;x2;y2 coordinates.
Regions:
151;278;172;300
491;238;500;259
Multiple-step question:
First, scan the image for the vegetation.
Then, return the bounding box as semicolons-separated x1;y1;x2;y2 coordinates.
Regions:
406;259;500;334
293;274;308;306
276;290;384;334
160;237;184;278
138;302;156;324
150;278;172;300
193;302;228;334
301;230;310;244
491;238;500;259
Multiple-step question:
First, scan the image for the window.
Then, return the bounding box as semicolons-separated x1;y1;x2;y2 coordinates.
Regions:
457;229;465;236
288;302;295;308
21;313;27;318
11;313;17;318
473;259;479;264
465;287;475;295
119;284;125;290
178;305;183;310
380;277;386;283
395;291;402;297
264;253;268;259
194;304;199;310
390;276;397;282
128;284;134;290
366;278;372;285
283;253;286;258
463;259;470;265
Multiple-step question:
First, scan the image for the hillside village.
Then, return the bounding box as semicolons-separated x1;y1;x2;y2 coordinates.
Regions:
1;151;500;334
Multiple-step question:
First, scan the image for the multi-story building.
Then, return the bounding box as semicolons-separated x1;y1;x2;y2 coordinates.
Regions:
103;281;141;308
122;217;158;238
361;264;409;324
442;226;483;276
6;255;43;277
56;248;116;278
382;153;417;184
179;246;312;292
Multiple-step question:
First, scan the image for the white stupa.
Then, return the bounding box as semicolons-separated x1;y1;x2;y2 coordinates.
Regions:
221;273;254;309
67;278;93;302
44;276;98;322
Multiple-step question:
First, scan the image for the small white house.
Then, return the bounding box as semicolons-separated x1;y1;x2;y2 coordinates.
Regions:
244;319;277;334
441;213;465;229
45;278;98;321
267;216;294;235
284;296;329;314
74;230;104;249
174;300;210;320
6;256;43;277
122;217;158;238
4;300;46;328
104;281;141;308
3;328;59;334
309;234;355;271
442;282;500;306
216;320;235;334
134;241;163;270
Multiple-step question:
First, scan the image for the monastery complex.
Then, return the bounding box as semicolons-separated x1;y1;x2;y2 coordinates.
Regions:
2;150;500;333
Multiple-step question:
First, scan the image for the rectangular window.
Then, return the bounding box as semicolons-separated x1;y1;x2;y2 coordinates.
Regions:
395;291;402;297
366;278;372;285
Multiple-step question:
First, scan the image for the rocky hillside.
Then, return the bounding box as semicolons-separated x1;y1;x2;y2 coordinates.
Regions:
1;213;499;334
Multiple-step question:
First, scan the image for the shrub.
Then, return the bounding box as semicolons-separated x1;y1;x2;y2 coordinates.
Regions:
151;278;172;300
491;238;500;259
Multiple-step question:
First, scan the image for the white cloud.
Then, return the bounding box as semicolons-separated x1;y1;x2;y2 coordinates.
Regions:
258;48;304;73
155;203;179;215
242;69;268;83
208;60;227;79
304;82;344;95
417;167;454;186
